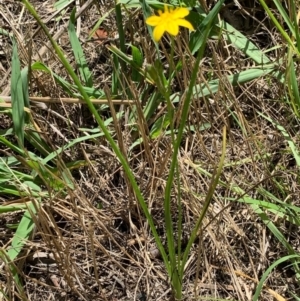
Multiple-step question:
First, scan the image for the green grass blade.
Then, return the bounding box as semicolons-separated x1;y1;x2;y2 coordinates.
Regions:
286;54;300;117
31;62;105;98
289;0;300;51
188;6;219;54
24;127;52;157
222;21;271;65
6;201;39;261
54;0;73;10
21;66;30;122
187;159;300;279
130;44;143;82
88;8;114;40
11;37;25;147
190;67;276;99
115;3;126;56
258;0;299;55
68;8;93;87
253;254;300;301
0;203;32;214
121;0;168;8
268;0;295;38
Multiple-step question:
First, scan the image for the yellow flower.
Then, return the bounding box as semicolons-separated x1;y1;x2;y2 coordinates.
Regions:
146;5;194;42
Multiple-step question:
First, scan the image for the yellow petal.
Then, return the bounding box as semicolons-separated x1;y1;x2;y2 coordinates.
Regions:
146;15;162;26
171;7;189;19
166;21;179;36
176;19;195;31
153;24;166;42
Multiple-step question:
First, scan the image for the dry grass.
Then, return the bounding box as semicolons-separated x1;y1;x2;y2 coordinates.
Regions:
0;0;300;300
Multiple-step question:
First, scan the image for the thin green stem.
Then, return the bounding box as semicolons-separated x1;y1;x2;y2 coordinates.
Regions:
164;35;179;295
114;2;127;74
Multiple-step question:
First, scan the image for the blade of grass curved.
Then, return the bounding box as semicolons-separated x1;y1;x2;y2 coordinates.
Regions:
25;158;73;191
0;135;41;161
31;62;105;98
31;62;75;95
187;159;300;223
257;187;300;226
11;38;25;147
187;6;272;64
41;132;109;164
188;6;220;54
170;67;280;104
3;200;39;299
253;254;300;301
68;8;93;87
252;204;299;255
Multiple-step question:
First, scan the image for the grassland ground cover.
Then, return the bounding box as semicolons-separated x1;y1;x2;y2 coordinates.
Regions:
0;0;300;300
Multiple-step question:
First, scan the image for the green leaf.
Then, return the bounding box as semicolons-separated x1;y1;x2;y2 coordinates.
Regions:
54;0;73;10
68;8;93;87
31;62;105;97
11;38;25;147
222;21;271;65
21;66;30;122
130;44;143;82
188;6;219;54
191;67;275;99
150;114;170;138
287;55;300;117
25;126;52;157
6;201;39;261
